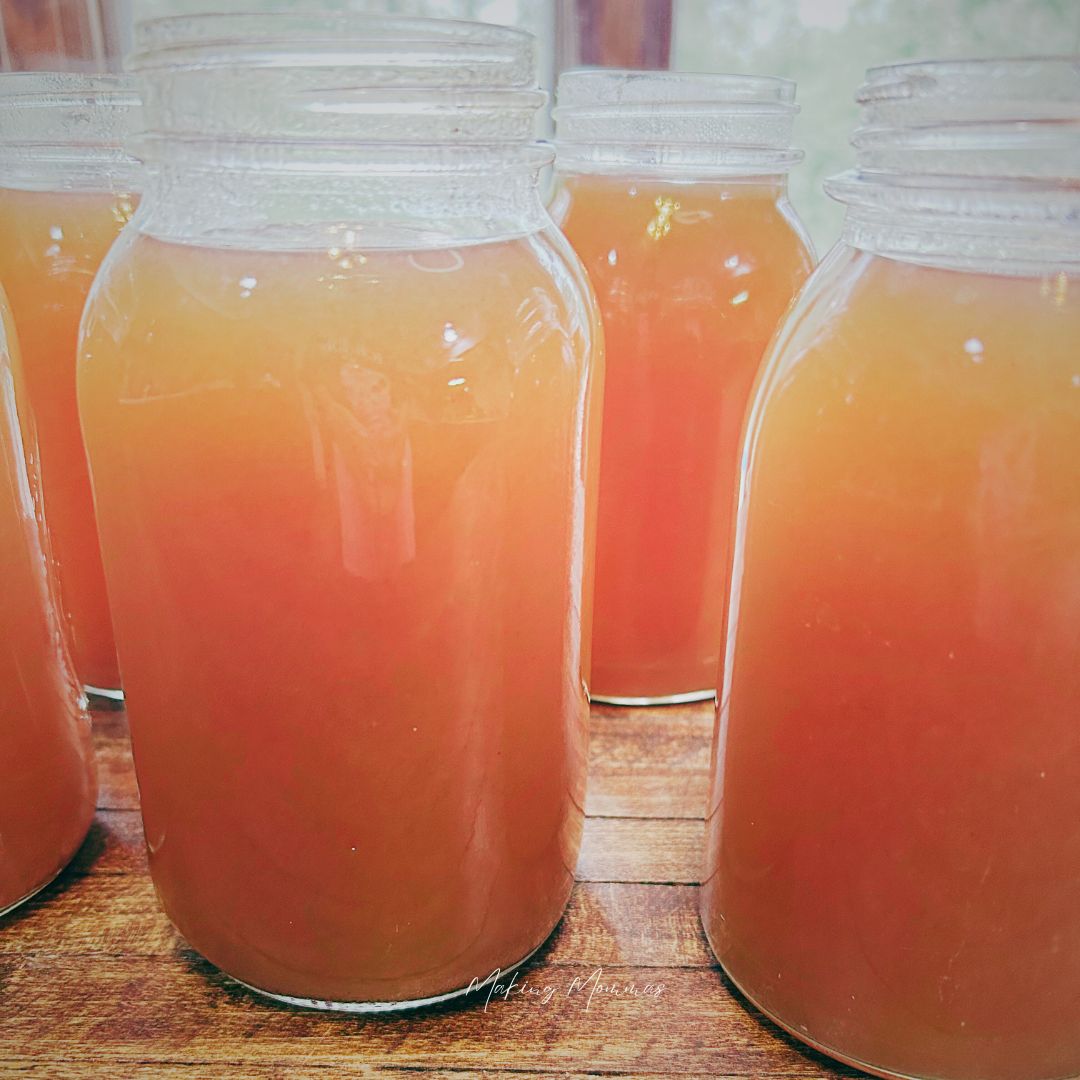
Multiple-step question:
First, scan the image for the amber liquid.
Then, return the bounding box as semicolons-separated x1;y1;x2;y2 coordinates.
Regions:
79;230;599;1004
555;175;812;701
0;186;135;692
702;248;1080;1080
0;289;95;916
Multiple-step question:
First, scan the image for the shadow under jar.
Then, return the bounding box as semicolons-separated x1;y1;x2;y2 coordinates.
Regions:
78;14;602;1011
0;286;96;918
552;70;814;705
0;74;139;698
701;58;1080;1080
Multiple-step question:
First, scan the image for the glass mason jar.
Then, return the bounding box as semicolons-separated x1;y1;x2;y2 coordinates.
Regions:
0;74;139;698
701;58;1080;1080
552;71;814;705
79;15;601;1011
0;287;96;918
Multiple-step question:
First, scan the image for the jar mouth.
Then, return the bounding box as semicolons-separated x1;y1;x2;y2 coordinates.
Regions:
555;69;796;109
859;55;1080;111
132;13;534;85
553;68;801;175
135;85;547;148
830;56;1080;271
132;13;544;152
840;56;1080;182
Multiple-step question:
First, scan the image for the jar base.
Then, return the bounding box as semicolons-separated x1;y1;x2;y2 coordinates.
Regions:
713;949;1050;1080
230;940;545;1014
591;688;713;707
84;684;125;705
0;862;68;919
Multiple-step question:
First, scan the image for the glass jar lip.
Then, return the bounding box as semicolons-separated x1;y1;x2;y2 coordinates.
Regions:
555;68;796;112
554;67;800;175
859;55;1080;105
132;12;534;86
132;12;544;156
830;56;1080;271
838;54;1080;184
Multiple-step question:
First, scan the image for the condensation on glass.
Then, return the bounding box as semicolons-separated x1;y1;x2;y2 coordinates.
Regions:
79;13;602;1012
0;73;139;697
552;70;814;705
701;57;1080;1080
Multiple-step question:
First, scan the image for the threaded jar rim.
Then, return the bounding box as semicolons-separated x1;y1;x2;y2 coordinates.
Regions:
0;72;140;149
554;68;802;175
130;13;548;168
827;56;1080;271
0;72;140;191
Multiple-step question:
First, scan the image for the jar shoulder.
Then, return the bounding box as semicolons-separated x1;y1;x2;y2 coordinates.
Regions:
754;244;1080;402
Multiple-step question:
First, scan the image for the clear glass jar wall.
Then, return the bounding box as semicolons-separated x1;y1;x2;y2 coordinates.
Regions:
78;14;601;1011
0;285;96;918
701;57;1080;1080
552;70;814;705
0;73;139;696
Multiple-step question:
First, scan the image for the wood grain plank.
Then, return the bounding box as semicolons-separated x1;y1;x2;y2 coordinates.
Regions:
0;957;856;1077
550;883;713;967
1;878;713;971
91;707;139;813
0;1067;852;1080
0;1068;851;1080
65;810;147;878
587;703;712;819
0;874;175;960
578;817;704;884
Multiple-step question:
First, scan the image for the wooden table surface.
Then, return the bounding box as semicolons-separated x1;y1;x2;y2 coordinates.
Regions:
1;702;858;1079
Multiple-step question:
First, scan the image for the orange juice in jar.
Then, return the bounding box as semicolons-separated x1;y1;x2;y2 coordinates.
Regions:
553;72;813;703
80;15;601;1010
0;287;95;917
702;59;1080;1080
0;74;139;696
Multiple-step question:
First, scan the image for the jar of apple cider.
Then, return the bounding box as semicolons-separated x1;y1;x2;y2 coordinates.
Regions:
0;287;96;917
79;14;600;1010
702;58;1080;1080
0;74;139;698
552;71;814;704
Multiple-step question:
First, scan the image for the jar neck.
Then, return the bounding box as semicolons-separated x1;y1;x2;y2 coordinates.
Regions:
834;178;1080;274
127;15;550;248
132;14;542;149
555;166;790;192
553;149;800;178
136;150;552;249
553;69;802;179
831;58;1080;274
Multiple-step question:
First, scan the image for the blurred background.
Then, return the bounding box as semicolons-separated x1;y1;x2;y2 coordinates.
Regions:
3;0;1078;251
